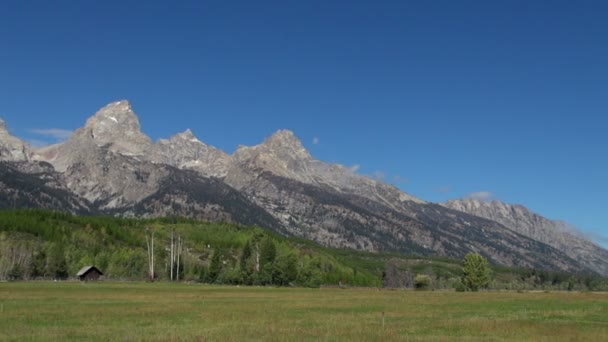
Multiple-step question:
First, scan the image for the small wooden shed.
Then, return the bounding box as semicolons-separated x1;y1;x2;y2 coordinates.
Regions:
76;266;103;281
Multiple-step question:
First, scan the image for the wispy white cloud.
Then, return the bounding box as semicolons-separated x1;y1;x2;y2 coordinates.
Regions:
349;164;361;173
30;128;73;141
465;191;494;201
312;137;320;145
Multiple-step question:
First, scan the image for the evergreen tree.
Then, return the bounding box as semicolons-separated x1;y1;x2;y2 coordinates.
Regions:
46;244;69;280
240;240;252;270
259;237;276;266
272;254;298;286
207;249;223;283
240;240;254;285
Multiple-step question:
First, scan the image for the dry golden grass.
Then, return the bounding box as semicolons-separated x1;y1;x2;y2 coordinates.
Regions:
1;282;607;341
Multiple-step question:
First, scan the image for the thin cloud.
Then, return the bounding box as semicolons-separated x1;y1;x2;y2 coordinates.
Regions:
312;137;320;145
465;191;494;201
30;128;73;141
349;164;361;173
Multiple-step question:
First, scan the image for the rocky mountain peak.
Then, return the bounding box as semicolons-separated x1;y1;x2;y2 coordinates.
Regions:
147;129;230;178
0;117;31;161
84;100;138;131
261;129;311;159
173;129;200;143
78;100;152;155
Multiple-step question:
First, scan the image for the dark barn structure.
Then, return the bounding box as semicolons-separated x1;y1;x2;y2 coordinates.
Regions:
76;266;103;281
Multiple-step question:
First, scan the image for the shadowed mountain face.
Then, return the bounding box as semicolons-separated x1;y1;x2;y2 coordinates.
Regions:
0;162;91;214
0;100;605;275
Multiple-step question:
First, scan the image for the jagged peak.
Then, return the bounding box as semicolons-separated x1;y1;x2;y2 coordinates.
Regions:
101;99;132;110
0;117;32;162
0;118;7;132
263;129;308;152
174;129;200;142
267;129;297;142
85;100;139;128
71;100;151;155
0;117;20;140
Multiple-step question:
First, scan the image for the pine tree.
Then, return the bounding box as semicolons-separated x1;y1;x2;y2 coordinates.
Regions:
240;240;254;285
207;249;222;283
259;237;276;266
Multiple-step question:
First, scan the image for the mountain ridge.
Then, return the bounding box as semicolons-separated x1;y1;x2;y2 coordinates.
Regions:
0;100;605;275
443;198;608;275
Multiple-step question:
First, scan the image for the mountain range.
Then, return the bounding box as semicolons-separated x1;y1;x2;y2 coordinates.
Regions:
1;100;605;275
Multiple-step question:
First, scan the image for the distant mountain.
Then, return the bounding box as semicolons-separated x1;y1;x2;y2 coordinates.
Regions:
0;100;604;275
443;199;608;275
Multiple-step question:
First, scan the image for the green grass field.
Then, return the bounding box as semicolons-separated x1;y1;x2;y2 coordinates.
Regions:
1;282;607;341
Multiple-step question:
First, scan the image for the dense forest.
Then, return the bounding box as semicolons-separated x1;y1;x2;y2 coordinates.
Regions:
0;210;606;291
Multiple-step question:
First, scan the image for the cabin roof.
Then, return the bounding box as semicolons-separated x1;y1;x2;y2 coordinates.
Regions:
76;266;103;276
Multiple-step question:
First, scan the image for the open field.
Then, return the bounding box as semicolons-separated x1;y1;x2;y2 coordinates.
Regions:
1;282;608;341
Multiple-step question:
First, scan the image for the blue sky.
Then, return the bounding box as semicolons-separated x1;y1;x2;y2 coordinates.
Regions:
1;1;607;242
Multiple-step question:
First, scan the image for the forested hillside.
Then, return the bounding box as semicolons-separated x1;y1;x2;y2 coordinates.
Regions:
0;210;606;291
0;210;379;286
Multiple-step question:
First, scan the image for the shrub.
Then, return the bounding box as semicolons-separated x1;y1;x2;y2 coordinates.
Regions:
454;280;466;292
414;274;432;290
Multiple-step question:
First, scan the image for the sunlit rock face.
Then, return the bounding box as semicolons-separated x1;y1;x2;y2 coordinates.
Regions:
1;100;606;276
0;118;32;162
444;199;608;276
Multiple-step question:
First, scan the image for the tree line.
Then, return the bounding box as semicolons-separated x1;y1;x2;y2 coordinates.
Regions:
0;210;378;287
1;210;607;291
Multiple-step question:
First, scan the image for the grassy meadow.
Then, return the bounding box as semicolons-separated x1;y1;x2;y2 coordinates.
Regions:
1;282;608;341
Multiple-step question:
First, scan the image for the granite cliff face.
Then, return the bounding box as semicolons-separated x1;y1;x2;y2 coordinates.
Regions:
443;199;608;275
0;119;32;162
0;100;605;275
147;129;230;178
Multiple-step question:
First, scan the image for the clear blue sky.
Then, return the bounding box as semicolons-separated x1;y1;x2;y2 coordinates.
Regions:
1;1;606;241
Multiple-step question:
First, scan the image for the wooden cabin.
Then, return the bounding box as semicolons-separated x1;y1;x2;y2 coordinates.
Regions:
76;266;103;281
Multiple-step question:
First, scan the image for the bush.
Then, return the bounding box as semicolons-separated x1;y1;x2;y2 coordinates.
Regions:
8;264;23;281
414;274;432;290
454;280;466;292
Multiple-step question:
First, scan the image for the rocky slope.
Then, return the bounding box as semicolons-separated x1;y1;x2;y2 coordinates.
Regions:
443;199;608;275
222;131;583;272
0;100;605;275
